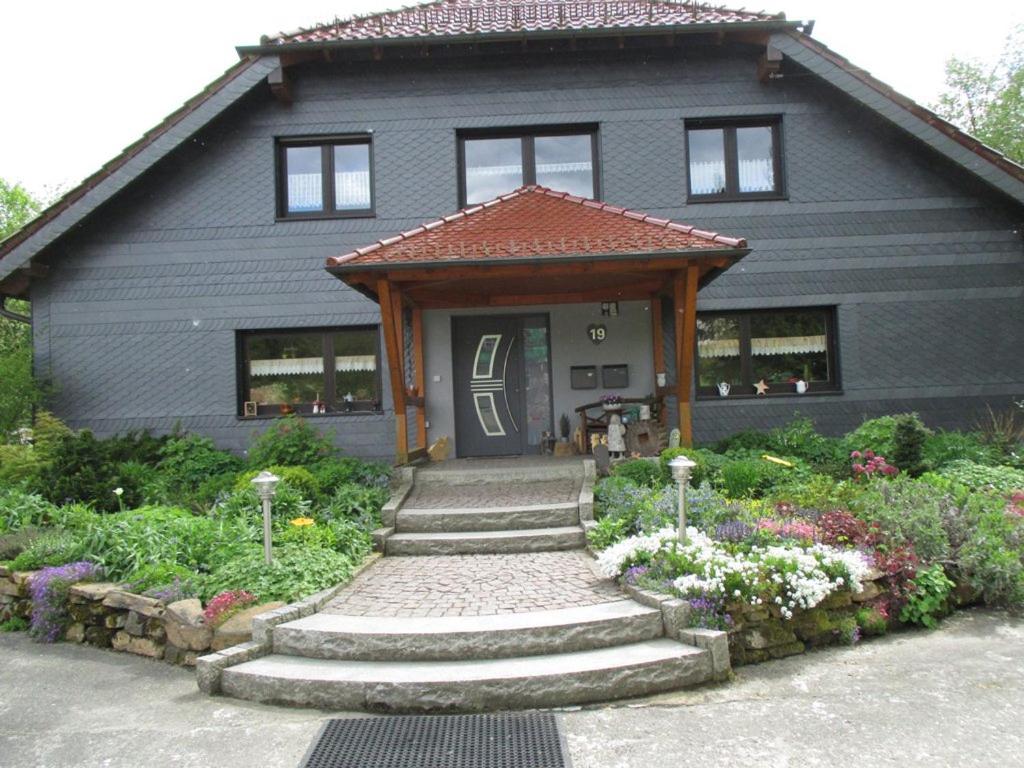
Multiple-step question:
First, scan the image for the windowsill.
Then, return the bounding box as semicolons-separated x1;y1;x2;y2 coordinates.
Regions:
275;211;376;222
238;410;384;420
697;389;843;402
686;193;788;204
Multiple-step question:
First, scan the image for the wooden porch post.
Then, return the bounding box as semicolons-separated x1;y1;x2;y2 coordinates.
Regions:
673;265;699;447
411;305;427;451
377;279;409;464
650;295;666;426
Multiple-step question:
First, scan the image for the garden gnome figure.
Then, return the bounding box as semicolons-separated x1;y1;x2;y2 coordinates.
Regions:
669;428;681;449
607;413;627;458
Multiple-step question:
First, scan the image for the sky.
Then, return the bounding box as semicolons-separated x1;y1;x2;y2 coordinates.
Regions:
1;0;1021;201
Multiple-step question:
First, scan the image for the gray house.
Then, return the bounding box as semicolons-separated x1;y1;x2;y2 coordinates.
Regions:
1;1;1022;462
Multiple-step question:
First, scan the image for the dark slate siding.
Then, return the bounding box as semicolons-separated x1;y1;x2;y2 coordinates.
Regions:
32;44;1024;455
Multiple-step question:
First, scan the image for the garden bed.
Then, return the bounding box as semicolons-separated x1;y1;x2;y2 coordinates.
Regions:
589;411;1024;665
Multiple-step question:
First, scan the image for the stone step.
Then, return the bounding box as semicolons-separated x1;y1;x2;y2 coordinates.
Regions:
220;638;711;712
385;526;586;556
274;600;663;661
414;460;584;486
395;503;580;533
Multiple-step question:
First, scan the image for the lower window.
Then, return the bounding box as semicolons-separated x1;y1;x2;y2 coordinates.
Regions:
239;327;381;416
696;308;839;397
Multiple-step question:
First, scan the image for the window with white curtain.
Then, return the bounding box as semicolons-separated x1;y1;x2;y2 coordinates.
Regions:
686;119;783;200
278;137;374;218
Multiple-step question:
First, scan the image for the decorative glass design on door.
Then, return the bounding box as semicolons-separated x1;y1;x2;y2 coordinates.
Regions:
470;334;508;437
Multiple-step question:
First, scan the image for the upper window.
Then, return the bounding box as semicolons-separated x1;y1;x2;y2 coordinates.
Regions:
277;137;374;218
459;127;598;206
239;327;381;417
686;119;783;201
696;308;839;398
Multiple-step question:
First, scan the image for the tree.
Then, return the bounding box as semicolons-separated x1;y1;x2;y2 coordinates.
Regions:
933;25;1024;165
0;178;42;241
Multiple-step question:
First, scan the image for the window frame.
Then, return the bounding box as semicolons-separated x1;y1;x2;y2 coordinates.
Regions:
275;135;375;220
457;125;601;207
236;325;383;418
695;307;841;400
684;117;786;202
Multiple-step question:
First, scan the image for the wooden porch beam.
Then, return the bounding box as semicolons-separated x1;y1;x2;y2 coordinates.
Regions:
407;282;664;309
377;279;409;463
650;295;667;426
412;305;427;450
673;265;699;447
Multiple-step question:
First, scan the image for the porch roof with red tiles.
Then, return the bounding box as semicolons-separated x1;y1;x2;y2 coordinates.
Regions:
326;186;747;270
264;1;785;46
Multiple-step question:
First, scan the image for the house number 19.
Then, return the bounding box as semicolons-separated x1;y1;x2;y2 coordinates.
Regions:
587;324;607;344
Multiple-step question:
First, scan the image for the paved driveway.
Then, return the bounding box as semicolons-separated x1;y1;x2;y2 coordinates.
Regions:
1;609;1021;767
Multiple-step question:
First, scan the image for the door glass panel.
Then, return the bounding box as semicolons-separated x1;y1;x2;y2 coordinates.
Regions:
473;392;506;436
473;334;501;379
750;312;829;384
688;128;726;195
285;146;323;213
247;334;325;406
333;144;372;210
736;126;776;193
535;135;594;198
464;138;523;204
697;317;743;387
522;320;552;446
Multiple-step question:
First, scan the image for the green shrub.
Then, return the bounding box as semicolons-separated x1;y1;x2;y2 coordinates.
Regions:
157;434;243;499
956;496;1024;607
121;562;200;594
0;444;46;488
321;483;389;529
0;616;29;632
899;564;954;628
659;447;727;488
103;430;168;466
935;460;1024;494
277;520;337;550
234;466;320;501
10;531;87;570
587;516;631;549
890;414;931;477
844;414;927;461
202;544;365;603
714;429;774;454
718;457;792;498
768;417;846;473
849;478;952;563
309;457;392;494
611;459;663;488
193;472;241;509
30;411;71;460
0;526;42;560
213;485;310;527
247;416;335;468
766;474;861;512
0;347;44;436
0;489;61;532
922;430;1003;470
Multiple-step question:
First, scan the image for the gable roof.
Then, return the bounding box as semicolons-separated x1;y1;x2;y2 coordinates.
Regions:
326;185;747;271
262;1;785;47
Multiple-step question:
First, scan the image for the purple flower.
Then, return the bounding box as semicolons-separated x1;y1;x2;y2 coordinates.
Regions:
28;561;101;643
623;565;650;585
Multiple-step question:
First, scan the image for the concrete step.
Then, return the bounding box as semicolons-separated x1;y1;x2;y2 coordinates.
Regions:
385;526;586;556
220;638;712;712
414;460;584;486
395;502;580;533
274;600;663;661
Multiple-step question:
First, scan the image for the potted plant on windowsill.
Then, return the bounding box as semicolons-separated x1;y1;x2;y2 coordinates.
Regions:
601;395;623;412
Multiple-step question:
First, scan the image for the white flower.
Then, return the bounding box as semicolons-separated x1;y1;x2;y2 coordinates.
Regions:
113;488;124;497
733;590;741;597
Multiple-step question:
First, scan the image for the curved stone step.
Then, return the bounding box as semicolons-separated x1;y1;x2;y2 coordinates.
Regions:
274;600;663;661
396;503;580;533
385;526;586;556
221;639;711;712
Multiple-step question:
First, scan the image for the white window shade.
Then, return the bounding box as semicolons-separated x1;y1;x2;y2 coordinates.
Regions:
699;335;827;359
251;355;377;376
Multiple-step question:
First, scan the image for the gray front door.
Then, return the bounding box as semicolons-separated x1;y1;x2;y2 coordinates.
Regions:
452;316;527;457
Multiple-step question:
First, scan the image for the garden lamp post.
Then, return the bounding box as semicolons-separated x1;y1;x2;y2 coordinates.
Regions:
669;455;697;544
250;470;280;564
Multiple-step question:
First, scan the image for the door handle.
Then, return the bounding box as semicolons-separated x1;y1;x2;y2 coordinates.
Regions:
502;334;519;433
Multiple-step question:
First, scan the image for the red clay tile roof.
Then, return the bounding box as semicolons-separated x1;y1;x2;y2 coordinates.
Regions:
268;1;784;45
326;185;746;269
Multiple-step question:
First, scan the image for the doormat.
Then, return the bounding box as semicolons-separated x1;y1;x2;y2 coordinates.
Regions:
298;712;571;768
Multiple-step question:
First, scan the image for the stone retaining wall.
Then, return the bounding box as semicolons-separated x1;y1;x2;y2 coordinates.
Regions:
726;568;888;666
0;566;276;666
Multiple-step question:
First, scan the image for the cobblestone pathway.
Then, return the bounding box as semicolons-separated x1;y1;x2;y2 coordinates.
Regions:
322;551;622;617
402;479;579;508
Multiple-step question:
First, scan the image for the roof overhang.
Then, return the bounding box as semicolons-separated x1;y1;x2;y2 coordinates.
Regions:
328;246;749;309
